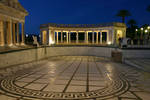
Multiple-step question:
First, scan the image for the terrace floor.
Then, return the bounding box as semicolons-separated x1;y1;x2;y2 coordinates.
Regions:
0;56;150;100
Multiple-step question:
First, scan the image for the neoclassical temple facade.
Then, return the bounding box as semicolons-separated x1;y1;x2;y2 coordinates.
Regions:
40;22;126;45
0;0;28;46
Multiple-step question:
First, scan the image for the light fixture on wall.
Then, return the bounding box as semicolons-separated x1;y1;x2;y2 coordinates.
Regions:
107;41;112;45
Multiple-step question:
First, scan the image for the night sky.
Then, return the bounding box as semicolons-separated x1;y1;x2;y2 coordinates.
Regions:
19;0;150;34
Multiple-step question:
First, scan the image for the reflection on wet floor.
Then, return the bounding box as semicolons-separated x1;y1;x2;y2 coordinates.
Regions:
0;56;150;100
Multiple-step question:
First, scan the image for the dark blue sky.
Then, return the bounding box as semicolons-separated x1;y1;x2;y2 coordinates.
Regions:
19;0;150;34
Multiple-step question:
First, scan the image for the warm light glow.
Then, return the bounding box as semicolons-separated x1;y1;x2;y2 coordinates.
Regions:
141;28;144;31
49;39;55;44
117;30;123;38
148;26;150;29
107;41;112;45
145;30;148;33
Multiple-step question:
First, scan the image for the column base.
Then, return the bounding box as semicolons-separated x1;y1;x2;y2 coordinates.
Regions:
21;42;25;46
0;44;5;46
8;43;14;47
15;43;20;46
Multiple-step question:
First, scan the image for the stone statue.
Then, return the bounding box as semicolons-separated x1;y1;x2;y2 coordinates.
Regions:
32;36;39;47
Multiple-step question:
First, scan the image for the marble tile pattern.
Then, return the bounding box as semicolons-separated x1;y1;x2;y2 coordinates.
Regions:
0;56;150;100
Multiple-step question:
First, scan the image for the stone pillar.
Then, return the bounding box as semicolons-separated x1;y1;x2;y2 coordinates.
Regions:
57;32;59;43
69;31;71;43
16;23;20;45
100;31;102;44
86;31;88;44
107;31;109;43
92;31;94;43
7;20;13;46
21;23;25;45
66;32;69;43
76;31;79;43
12;23;16;44
0;20;5;46
42;30;47;45
53;31;56;43
96;32;98;44
61;31;63;43
84;31;86;43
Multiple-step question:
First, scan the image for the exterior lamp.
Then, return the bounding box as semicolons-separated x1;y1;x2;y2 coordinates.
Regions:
107;41;112;45
148;26;150;29
136;29;138;32
26;34;28;37
141;28;144;31
145;30;148;33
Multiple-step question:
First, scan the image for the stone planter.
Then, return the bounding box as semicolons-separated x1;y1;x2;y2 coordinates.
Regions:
111;50;122;63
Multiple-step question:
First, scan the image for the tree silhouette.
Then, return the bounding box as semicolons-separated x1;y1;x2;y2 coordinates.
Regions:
127;19;138;39
127;19;137;27
116;10;131;23
147;5;150;12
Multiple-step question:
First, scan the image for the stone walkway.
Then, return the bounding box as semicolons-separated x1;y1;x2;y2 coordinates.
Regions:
0;56;150;100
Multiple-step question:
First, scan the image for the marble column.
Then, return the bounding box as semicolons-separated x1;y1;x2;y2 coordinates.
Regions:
92;31;94;43
86;31;88;43
53;31;55;43
12;23;16;44
16;23;20;45
107;31;109;43
84;31;86;43
57;32;59;43
76;31;79;43
7;20;13;46
96;32;98;44
66;32;69;43
0;20;5;46
100;31;102;44
69;31;71;43
21;23;25;45
61;31;63;43
42;31;47;45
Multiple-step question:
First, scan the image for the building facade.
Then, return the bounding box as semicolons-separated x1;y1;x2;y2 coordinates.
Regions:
40;23;126;45
0;0;28;46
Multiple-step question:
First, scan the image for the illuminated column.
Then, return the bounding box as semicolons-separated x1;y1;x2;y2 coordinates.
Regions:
69;31;71;43
7;20;13;46
84;31;86;43
0;20;5;46
92;31;94;44
57;32;59;43
96;32;98;44
100;30;102;44
54;31;56;43
107;30;109;43
76;31;79;43
61;31;63;43
16;23;20;45
12;23;16;44
66;31;69;43
86;31;89;43
21;23;25;45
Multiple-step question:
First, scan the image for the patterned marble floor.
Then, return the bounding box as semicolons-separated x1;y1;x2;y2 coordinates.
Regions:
0;56;150;100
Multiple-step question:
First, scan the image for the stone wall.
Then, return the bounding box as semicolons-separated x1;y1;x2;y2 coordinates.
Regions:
0;47;115;69
122;49;150;60
0;46;150;69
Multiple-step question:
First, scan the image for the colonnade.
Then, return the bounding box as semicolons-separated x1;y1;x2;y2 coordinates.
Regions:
0;20;25;46
55;31;109;44
42;30;112;45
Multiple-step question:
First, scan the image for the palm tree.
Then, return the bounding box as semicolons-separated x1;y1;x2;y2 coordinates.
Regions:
116;10;131;23
147;5;150;12
127;19;137;27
